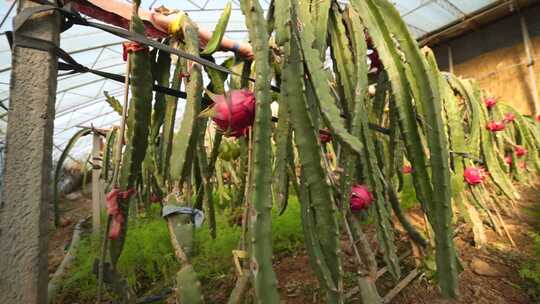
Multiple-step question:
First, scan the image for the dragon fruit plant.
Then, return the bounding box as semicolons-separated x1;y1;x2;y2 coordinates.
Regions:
53;0;540;303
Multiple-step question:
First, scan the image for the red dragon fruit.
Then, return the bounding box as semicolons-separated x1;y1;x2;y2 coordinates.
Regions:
504;155;513;166
150;193;162;203
503;112;515;124
464;167;488;185
537;114;540;122
211;89;256;138
515;145;528;157
350;184;373;212
402;165;413;174
367;49;382;73
486;121;505;132
365;33;382;73
319;129;333;144
484;97;497;109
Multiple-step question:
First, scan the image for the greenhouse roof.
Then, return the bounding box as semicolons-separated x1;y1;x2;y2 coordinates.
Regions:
0;0;508;160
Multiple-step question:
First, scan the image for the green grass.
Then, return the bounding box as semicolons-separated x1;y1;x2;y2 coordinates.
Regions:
57;205;178;301
192;196;304;280
519;231;540;301
57;196;304;301
399;174;418;210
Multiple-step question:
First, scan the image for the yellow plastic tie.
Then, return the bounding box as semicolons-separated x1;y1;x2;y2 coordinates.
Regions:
169;11;187;38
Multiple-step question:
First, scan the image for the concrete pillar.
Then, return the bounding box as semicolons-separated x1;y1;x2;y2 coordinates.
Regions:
0;1;60;303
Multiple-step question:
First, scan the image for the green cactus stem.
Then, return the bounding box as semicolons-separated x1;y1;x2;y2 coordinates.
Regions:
285;1;343;301
109;11;153;266
169;19;203;184
240;0;280;302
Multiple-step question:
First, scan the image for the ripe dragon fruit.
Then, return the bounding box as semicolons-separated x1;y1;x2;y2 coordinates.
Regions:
150;193;162;203
211;89;256;138
402;165;413;174
319;129;333;144
350;184;373;212
515;145;528;157
503;112;515;124
464;167;488;185
365;34;382;74
367;49;381;73
484;97;497;109
519;161;527;169
536;114;540;122
504;155;513;166
486;121;505;132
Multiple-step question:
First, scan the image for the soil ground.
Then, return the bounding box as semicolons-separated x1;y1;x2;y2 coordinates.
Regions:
48;191;92;277
272;183;540;304
49;183;540;303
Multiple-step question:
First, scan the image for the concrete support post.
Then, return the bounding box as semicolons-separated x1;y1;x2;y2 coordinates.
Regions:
520;15;540;115
0;1;60;303
91;132;103;235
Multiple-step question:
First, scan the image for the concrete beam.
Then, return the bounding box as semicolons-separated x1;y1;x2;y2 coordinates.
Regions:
0;1;60;303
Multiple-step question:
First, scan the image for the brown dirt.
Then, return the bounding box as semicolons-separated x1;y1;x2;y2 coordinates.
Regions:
393;184;540;304
50;184;540;304
48;191;92;276
267;183;540;304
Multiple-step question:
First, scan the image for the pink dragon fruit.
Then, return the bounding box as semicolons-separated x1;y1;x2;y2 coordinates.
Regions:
484;97;497;109
464;167;488;185
503;112;515;124
486;121;505;132
211;89;256;138
350;184;373;212
519;161;527;169
515;145;528;157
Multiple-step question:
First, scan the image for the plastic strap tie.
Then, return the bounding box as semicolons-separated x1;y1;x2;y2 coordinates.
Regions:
122;41;148;61
105;187;136;239
162;205;204;228
168;11;187;38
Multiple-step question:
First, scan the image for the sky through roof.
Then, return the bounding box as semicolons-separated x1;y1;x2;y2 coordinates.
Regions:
0;0;498;161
